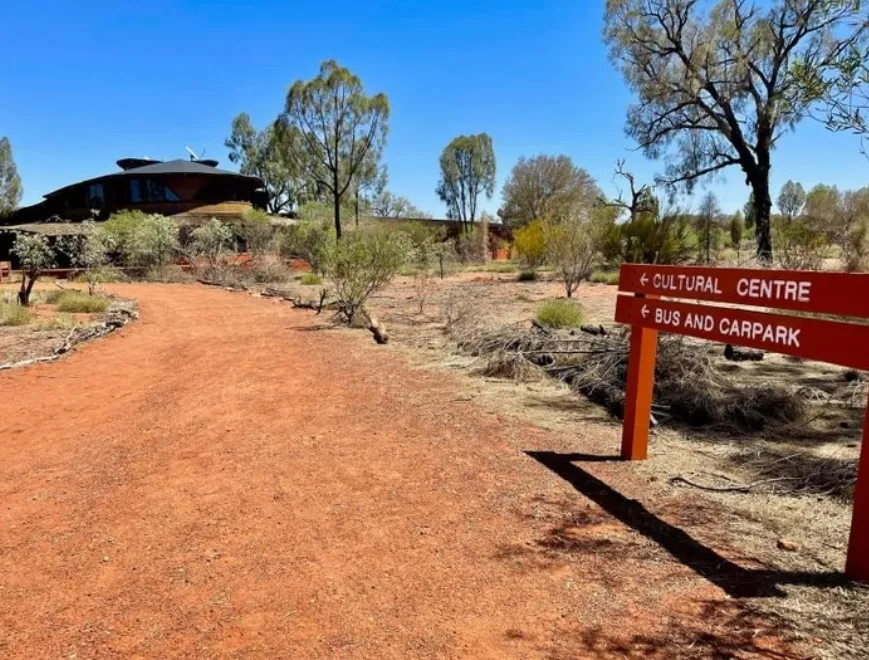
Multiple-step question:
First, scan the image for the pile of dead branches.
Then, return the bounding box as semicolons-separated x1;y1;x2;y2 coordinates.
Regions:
452;321;806;431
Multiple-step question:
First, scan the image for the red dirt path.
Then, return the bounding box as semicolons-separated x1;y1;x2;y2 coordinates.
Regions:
0;284;797;658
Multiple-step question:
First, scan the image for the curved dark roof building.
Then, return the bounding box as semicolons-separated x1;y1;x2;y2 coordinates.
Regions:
6;157;266;228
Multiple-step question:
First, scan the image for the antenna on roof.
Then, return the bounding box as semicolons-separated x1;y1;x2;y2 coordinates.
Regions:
185;146;199;161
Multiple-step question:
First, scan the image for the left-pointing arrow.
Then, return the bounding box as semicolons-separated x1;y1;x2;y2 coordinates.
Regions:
641;304;649;319
640;273;649;286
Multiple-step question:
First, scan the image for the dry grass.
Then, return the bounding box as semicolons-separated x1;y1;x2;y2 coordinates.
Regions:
0;301;32;326
55;291;110;314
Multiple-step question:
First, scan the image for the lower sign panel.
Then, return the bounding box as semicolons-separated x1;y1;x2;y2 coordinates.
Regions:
615;296;869;372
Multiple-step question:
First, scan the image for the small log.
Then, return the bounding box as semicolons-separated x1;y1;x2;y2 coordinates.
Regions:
724;344;764;362
580;324;607;336
367;315;389;344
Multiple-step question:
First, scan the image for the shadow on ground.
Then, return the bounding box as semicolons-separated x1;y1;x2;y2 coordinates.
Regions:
525;451;850;599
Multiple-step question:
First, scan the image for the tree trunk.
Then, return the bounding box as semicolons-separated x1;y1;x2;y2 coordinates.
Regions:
355;187;360;228
333;172;342;240
752;179;773;263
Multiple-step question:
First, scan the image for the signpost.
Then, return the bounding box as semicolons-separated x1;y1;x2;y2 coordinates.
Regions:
617;264;869;582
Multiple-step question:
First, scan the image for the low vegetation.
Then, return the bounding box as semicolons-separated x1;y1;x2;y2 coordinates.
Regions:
589;270;619;285
0;300;32;326
535;299;583;329
300;272;323;285
55;291;109;314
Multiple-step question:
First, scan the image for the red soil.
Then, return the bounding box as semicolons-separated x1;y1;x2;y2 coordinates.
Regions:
0;284;799;658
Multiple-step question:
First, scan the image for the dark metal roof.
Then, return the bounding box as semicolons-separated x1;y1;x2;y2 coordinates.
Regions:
45;159;264;198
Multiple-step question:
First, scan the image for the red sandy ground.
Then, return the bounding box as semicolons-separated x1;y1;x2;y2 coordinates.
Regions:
0;284;801;659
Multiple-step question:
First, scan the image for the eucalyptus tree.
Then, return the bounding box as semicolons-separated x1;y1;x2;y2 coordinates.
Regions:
777;180;807;221
436;133;496;231
278;60;389;239
604;0;869;260
0;137;22;217
499;154;600;227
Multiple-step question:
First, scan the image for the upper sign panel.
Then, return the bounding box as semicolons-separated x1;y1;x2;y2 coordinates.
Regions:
619;264;869;319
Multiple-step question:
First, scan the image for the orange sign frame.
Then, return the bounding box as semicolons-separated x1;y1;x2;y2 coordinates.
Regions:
616;264;869;583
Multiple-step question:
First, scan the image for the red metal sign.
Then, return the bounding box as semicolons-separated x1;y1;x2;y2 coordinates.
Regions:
615;263;869;584
615;296;869;372
619;264;869;319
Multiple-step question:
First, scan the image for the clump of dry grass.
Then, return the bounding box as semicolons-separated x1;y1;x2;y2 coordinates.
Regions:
450;322;806;430
480;351;546;382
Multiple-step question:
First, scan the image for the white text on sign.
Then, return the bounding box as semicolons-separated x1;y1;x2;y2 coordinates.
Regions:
647;272;813;303
648;306;802;348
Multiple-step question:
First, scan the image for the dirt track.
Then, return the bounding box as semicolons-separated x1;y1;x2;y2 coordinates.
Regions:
0;284;798;658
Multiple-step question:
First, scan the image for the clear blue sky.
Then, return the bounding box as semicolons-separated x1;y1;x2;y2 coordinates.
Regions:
1;0;866;215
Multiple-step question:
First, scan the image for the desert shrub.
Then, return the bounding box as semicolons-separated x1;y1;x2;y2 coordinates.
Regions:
300;272;324;285
589;270;620;285
55;291;109;314
12;232;55;305
144;265;194;283
843;217;869;272
38;313;78;330
191;218;234;275
545;218;597;298
518;269;539;282
239;208;274;254
328;231;413;324
513;219;548;269
601;210;694;266
773;218;826;270
56;221;115;295
105;212;179;272
279;219;335;274
0;301;32;326
36;289;64;304
247;254;291;283
536;299;583;329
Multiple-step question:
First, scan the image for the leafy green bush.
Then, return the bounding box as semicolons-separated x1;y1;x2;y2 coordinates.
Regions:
589;270;620;285
56;221;115;295
518;269;539;281
239;209;274;254
300;272;323;285
328;231;413;323
279;219;335;274
104;211;179;271
191;218;234;271
12;232;55;305
55;291;109;314
249;254;293;283
513;219;548;269
536;299;583;329
0;301;32;326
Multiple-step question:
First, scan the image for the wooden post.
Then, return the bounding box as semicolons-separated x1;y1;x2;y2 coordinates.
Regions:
846;396;869;582
621;294;658;461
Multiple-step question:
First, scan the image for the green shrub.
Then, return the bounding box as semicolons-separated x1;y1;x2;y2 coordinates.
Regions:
36;289;64;304
55;291;110;314
513;219;548;268
104;211;179;270
279;219;335;274
0;302;32;326
239;208;274;254
300;272;324;285
12;232;55;305
328;231;413;323
249;255;292;283
191;218;234;270
536;299;583;329
589;270;620;285
518;269;539;282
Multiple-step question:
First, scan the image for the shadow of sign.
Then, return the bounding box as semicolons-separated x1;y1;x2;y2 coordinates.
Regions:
526;450;848;599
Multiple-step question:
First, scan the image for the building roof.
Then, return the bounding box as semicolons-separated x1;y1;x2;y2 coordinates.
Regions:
44;159;264;199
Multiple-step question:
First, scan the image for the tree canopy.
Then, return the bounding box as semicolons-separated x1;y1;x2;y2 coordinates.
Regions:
603;0;869;260
436;133;496;229
278;60;390;239
777;180;807;220
0;137;22;217
499;154;600;227
225;113;305;215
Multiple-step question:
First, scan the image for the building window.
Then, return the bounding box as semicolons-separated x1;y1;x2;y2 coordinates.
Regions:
88;183;105;208
129;178;180;203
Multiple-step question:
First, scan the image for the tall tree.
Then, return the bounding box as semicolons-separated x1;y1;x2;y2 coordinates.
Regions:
278;60;389;239
777;180;806;221
0;137;22;217
499;154;600;227
730;210;745;257
369;189;427;218
436;134;496;231
604;0;869;261
696;191;721;264
743;191;756;230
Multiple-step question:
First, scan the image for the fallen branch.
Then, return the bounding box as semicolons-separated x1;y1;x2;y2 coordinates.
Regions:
669;474;799;493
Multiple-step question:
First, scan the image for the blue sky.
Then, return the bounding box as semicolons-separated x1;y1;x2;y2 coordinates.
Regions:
1;0;866;215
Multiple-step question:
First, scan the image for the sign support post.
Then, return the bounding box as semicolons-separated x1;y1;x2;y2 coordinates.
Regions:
621;294;657;461
846;398;869;582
